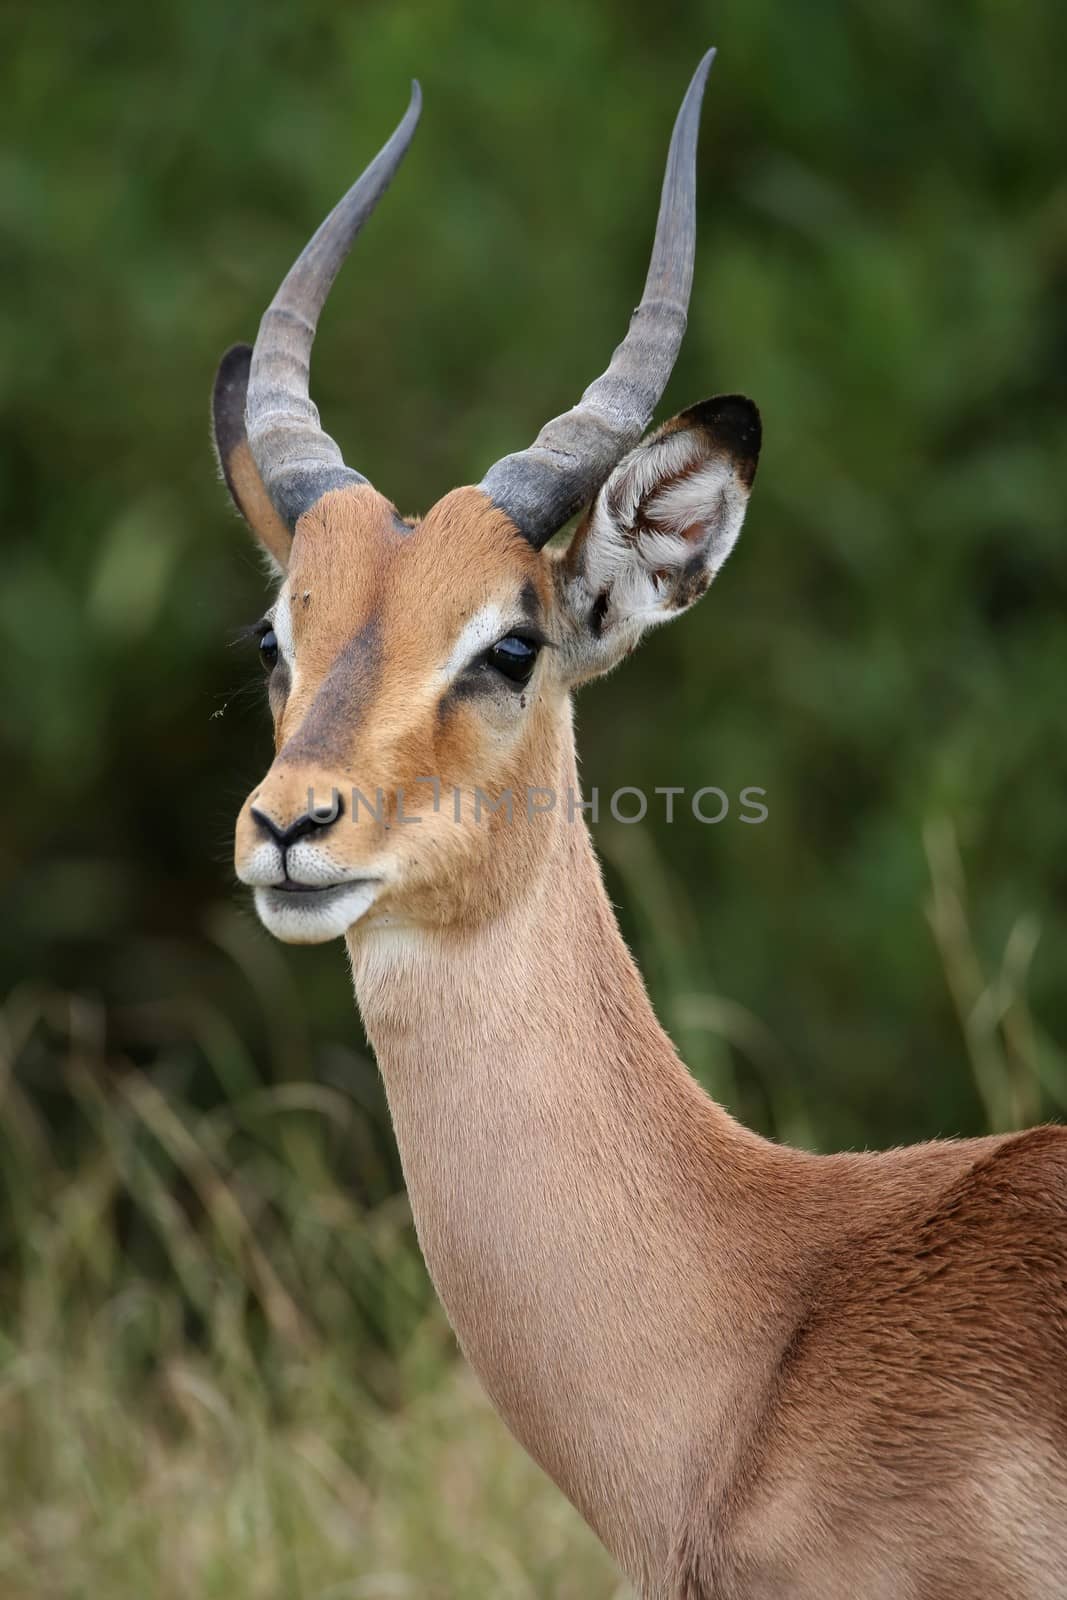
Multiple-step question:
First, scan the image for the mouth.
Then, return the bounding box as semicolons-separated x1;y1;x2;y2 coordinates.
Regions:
254;878;381;945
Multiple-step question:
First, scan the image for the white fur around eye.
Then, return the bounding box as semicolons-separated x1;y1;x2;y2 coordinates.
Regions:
268;589;301;696
440;603;509;683
272;590;295;660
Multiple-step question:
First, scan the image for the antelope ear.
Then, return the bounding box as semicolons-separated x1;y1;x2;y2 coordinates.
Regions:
555;395;760;682
212;344;292;571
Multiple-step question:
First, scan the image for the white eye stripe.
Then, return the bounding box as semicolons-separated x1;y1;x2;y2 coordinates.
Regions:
271;591;294;661
265;589;300;696
440;603;515;683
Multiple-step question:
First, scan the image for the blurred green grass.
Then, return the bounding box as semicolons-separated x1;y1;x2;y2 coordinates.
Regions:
2;0;1066;1589
0;969;621;1599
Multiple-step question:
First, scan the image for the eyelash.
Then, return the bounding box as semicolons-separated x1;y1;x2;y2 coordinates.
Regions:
234;619;270;647
240;618;282;675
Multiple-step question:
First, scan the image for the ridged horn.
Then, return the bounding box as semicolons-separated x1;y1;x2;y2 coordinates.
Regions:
245;83;422;529
479;50;714;547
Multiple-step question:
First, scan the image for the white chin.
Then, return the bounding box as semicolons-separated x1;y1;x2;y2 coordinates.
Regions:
253;881;379;945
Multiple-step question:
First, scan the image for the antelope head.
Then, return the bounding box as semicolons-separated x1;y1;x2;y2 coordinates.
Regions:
214;53;760;946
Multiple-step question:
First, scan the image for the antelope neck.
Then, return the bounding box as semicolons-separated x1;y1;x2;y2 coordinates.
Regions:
347;749;800;1587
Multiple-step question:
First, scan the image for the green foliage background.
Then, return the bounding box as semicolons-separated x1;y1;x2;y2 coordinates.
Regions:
2;0;1066;1592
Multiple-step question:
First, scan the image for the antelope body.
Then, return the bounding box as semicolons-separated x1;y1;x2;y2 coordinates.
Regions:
212;54;1067;1599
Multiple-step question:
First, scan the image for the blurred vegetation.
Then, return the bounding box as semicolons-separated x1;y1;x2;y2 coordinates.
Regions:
2;0;1066;1591
0;979;619;1598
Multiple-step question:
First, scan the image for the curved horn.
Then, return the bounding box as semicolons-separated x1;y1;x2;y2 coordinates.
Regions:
245;83;422;529
479;50;714;548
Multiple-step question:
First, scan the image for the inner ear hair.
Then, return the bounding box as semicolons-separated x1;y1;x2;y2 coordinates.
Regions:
620;394;761;543
566;393;760;578
212;344;292;571
553;392;761;681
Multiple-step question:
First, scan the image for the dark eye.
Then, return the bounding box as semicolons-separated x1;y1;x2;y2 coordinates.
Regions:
485;634;540;687
259;628;279;671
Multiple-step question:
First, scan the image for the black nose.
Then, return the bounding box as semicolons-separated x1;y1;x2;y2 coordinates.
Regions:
251;793;345;847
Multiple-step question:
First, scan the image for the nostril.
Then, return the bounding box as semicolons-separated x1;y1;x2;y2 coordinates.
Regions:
250;805;286;843
251;795;344;848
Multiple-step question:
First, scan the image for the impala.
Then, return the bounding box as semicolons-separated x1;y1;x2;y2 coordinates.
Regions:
212;52;1067;1599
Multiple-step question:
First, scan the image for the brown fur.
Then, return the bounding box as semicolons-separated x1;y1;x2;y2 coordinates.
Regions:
224;455;1067;1597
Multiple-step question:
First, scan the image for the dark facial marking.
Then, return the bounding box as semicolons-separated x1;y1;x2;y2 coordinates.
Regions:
588;590;610;637
438;673;491;717
438;660;515;716
519;579;543;627
276;616;383;767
